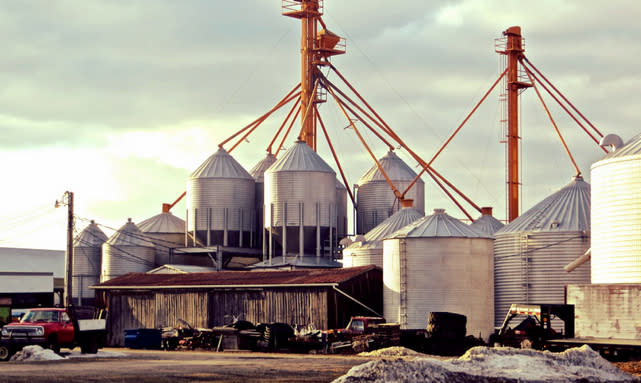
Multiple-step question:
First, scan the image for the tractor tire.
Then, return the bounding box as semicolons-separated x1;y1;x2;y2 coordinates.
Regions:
426;312;467;339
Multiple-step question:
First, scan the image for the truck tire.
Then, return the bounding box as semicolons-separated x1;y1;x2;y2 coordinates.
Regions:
0;344;13;361
46;335;60;354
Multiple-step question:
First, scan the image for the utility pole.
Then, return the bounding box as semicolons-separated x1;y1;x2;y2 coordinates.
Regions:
56;191;74;308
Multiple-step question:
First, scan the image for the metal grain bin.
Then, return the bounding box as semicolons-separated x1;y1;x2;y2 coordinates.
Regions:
494;176;591;327
336;179;348;241
101;218;156;282
249;153;277;251
187;147;256;248
469;207;504;236
343;206;423;268
73;220;107;306
356;151;425;234
383;208;494;339
264;140;337;258
592;133;641;283
137;212;186;266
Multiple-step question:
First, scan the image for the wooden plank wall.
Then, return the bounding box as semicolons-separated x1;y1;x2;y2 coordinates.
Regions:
208;288;329;329
106;292;155;346
154;291;209;329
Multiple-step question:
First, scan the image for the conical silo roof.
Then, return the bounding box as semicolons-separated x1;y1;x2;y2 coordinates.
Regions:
249;152;277;182
266;140;334;173
74;220;108;247
137;212;185;234
190;147;253;179
496;175;590;234
357;150;423;185
389;208;491;239
106;218;155;247
348;207;424;250
469;208;504;235
336;178;346;190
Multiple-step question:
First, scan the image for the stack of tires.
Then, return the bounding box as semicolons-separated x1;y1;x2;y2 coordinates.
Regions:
424;312;472;356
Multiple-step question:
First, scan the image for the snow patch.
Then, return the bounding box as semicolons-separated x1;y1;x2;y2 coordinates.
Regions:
359;346;425;358
67;350;128;358
10;345;64;362
335;345;640;383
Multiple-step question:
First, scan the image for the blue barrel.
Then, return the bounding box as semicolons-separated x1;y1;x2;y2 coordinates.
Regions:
124;328;162;349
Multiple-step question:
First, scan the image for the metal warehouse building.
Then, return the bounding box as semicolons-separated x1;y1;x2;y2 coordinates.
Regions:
92;265;382;346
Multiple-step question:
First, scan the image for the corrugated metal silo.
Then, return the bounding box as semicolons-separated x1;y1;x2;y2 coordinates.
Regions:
592;133;641;283
73;220;107;306
187;147;256;248
137;211;186;266
264;140;337;258
249;153;277;251
356;151;425;234
469;207;504;236
494;176;591;327
383;208;494;338
336;179;348;241
101;218;155;282
343;206;423;267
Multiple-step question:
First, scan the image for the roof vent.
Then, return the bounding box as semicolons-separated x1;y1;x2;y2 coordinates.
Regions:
550;220;560;229
600;134;624;151
433;208;446;214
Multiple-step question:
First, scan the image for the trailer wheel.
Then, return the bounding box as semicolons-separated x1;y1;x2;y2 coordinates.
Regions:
81;337;99;354
0;344;13;361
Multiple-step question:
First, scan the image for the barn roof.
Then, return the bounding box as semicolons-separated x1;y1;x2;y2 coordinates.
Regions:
92;265;380;289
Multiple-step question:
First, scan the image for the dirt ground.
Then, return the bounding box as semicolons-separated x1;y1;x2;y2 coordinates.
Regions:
1;347;640;383
0;348;375;383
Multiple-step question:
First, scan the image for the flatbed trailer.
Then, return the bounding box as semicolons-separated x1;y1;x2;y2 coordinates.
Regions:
545;337;641;359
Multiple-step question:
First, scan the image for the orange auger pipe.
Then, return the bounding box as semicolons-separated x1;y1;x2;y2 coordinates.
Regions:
276;107;301;156
162;191;187;213
520;58;607;153
267;97;301;154
219;84;300;150
424;170;474;222
316;107;356;206
522;56;605;141
326;84;404;202
523;67;581;176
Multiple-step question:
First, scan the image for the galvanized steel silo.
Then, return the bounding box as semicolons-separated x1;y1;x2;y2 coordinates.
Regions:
383;208;494;338
469;207;505;236
187;147;256;248
249;153;277;251
264;140;336;258
356;151;425;234
592;133;641;283
494;176;591;327
73;220;107;306
137;211;186;266
101;218;156;282
336;179;348;241
343;206;423;268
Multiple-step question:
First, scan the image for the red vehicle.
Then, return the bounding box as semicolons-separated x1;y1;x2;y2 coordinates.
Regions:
336;317;386;338
0;307;105;360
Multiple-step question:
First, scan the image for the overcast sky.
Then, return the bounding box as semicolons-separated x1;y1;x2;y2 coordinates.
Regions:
2;0;639;250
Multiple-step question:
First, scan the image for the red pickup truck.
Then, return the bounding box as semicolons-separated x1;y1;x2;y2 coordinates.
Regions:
0;307;106;360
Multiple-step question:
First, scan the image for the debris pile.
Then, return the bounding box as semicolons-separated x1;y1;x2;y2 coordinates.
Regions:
334;345;640;383
10;345;64;362
359;346;425;358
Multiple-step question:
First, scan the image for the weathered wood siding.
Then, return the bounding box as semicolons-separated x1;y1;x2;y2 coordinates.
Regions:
105;292;155;346
208;288;329;329
330;267;384;328
154;291;209;329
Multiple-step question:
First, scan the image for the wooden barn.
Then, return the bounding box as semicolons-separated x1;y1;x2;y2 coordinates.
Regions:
92;265;382;346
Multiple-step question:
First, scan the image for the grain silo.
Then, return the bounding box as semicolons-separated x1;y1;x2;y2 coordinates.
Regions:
383;208;494;339
336;179;348;241
101;218;155;282
591;133;641;283
137;211;186;266
187;147;256;248
356;150;425;234
73;220;107;306
264;140;337;259
469;207;504;236
249;152;277;252
343;205;423;267
493;175;591;326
